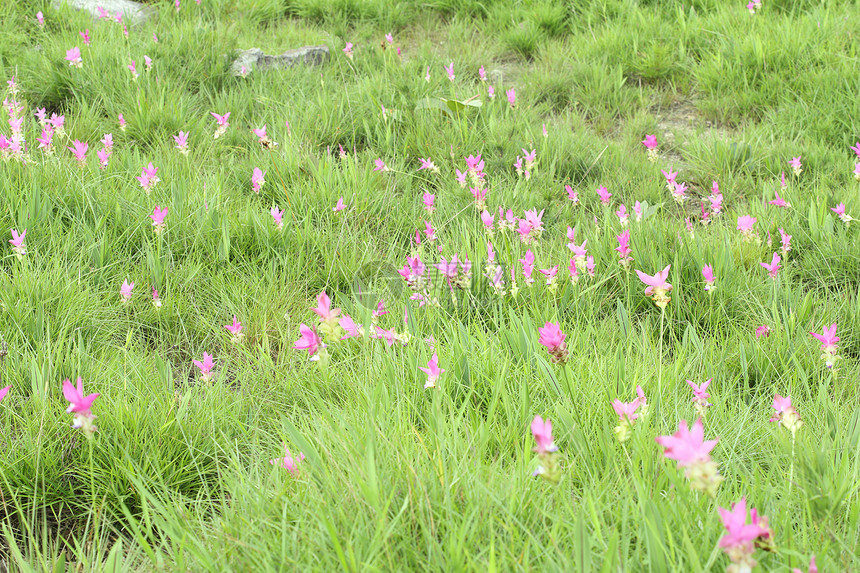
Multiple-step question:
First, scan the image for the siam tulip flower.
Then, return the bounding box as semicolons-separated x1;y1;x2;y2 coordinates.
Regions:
120;279;134;302
480;210;494;233
101;133;113;151
615;230;634;267
193;352;215;382
312;291;342;339
150;206;168;233
385;33;393;45
530;415;561;484
780;171;787;189
537;322;568;364
144;55;152;71
252;125;276;148
419;353;445;389
612;397;642;442
701;264;716;291
128;60;138;80
810;323;839;368
224;315;244;342
736;215;757;241
616;204;629;226
68;140;88;166
418;157;438;172
0;385;9;402
792;556;818;573
424;65;430;82
522;148;536;177
633;200;643;221
471;187;488;210
423;220;437;242
240;65;248;78
251;167;266;193
854;162;860;181
656;418;723;496
333;197;345;212
339;314;364;340
151;287;161;308
641;135;658;162
851;142;860;158
118;113;126;131
718;498;772;571
62;377;99;437
343;42;353;59
373;158;389;172
540;266;558;291
270;443;305;474
517;209;544;244
789;156;802;176
421;193;436;215
137;162;160;194
565;185;579;205
687;379;712;417
636;386;648;417
97;148;111;169
709;182;723;216
488;85;495;99
506;88;516;107
478;65;487;81
747;0;761;14
755;325;770;339
831;203;853;225
270;206;284;230
769;394;803;434
9;228;26;257
769;190;790;208
635;265;672;309
596;186;612;205
586;256;596;278
542;123;548;138
685;217;695;236
778;228;791;255
671;182;687;204
760;252;781;279
519;250;536;285
211;112;230;139
174;131;189;155
443;62;455;81
66;46;83;67
661;168;677;191
36;11;45;26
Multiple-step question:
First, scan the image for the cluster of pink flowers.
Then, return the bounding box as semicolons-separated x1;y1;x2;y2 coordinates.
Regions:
810;323;839;368
687;379;712;418
530;416;561;484
137;162;160;194
9;229;26;257
635;265;672;309
656;418;723;496
62;377;99;437
537;322;568;364
612;386;647;442
211;112;230;139
769;394;803;435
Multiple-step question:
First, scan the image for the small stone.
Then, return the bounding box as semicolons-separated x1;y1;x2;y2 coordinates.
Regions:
231;46;330;76
53;0;155;25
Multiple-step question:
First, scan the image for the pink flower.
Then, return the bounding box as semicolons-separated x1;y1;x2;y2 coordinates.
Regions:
118;113;126;131
0;385;9;402
615;230;633;266
150;206;168;232
661;168;678;189
373;158;389;172
596;186;612;205
769;190;790;208
68;140;88;165
128;60;138;80
343;42;353;59
174;131;189;154
769;394;803;433
789;155;803;176
687;379;712;415
424;65;430;82
831;203;853;224
9;229;26;256
635;265;672;308
656;418;718;468
792;556;818;573
193;352;215;381
718;498;772;570
478;66;487;81
252;125;274;147
137;162;160;193
151;287;161;308
251;167;266;193
97;148;111;168
144;55;152;71
333;197;346;212
537;321;568;363
66;46;83;67
422;193;435;213
851;142;860;158
385;33;393;45
211;112;230;138
641;135;657;149
419;353;445;388
519;250;535;284
854;162;860;181
339;315;364;340
36;128;54;153
418;157;438;172
612;399;640;423
443;62;455;81
531;415;557;453
702;264;716;291
312;291;341;325
270;206;284;230
760;252;781;279
506;88;516;107
488;85;495;99
539;266;558;287
480;210;494;231
79;29;91;45
224;315;244;341
755;325;770;338
779;228;792;254
269;443;305;474
36;11;45;26
736;215;756;235
810;323;839;368
633;201;643;221
120;279;134;302
565;185;579;204
616;204;629;225
62;377;99;436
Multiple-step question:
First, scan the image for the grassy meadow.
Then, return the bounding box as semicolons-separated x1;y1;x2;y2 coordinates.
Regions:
1;0;859;570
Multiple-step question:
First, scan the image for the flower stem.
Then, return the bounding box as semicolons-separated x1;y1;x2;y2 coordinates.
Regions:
658;307;665;404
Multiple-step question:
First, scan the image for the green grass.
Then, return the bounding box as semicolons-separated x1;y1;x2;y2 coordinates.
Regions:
1;0;859;570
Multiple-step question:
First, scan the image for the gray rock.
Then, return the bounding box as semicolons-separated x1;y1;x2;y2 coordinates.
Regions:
53;0;155;25
231;46;329;76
